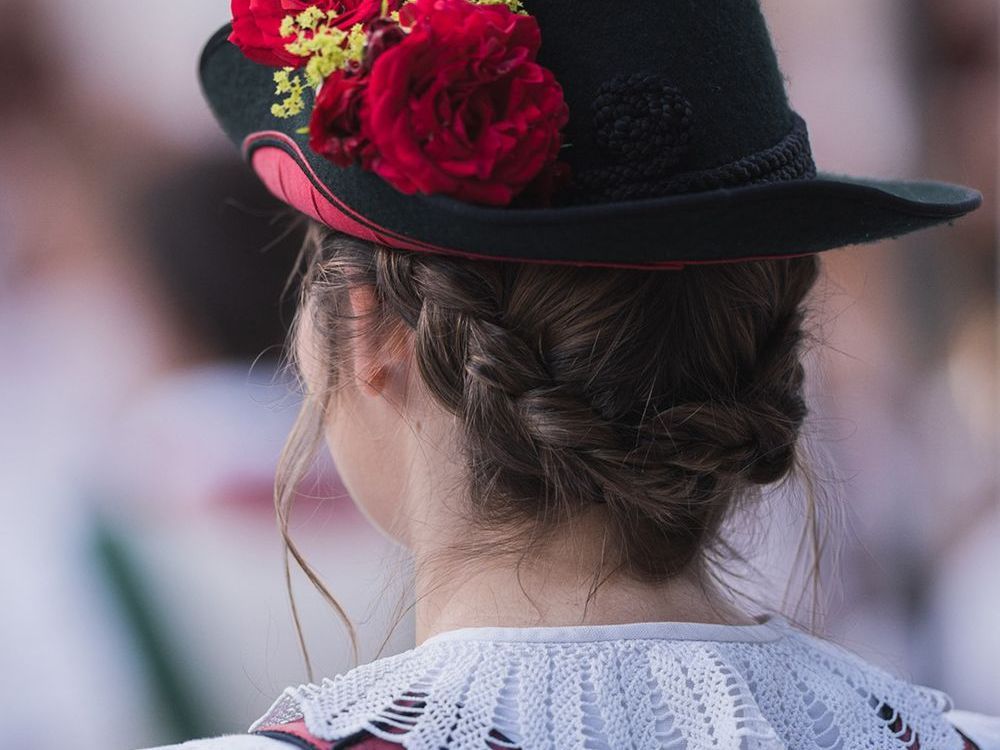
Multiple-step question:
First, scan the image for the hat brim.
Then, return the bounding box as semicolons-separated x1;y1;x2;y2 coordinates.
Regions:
201;25;982;269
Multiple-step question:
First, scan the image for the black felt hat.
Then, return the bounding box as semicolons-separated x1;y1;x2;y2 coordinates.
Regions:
199;0;981;269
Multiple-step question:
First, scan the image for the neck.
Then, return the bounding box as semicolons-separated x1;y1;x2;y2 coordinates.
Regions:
411;509;754;645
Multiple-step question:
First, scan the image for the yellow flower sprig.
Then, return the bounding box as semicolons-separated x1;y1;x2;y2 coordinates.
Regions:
271;6;370;120
271;69;309;118
283;9;368;88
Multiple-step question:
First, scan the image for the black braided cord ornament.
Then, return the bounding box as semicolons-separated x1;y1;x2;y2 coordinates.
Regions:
574;73;817;204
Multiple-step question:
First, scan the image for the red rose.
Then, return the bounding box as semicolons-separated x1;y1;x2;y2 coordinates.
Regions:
361;17;408;72
361;0;569;206
309;71;373;168
230;0;401;68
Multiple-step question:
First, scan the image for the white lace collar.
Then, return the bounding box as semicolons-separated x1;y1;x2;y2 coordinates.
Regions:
252;615;964;750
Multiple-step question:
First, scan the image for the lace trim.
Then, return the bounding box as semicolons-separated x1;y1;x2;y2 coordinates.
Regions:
252;619;963;750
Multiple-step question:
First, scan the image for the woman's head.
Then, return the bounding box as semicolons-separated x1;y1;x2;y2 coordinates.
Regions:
283;224;820;588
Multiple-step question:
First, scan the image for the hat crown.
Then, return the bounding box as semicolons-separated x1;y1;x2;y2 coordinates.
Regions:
524;0;814;202
198;0;980;266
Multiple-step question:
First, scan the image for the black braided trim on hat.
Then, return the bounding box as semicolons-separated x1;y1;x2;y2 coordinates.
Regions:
573;113;817;204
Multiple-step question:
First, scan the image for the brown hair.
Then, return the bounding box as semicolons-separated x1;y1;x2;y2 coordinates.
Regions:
277;224;823;672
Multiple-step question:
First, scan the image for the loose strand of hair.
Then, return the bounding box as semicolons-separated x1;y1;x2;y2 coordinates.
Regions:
274;398;361;678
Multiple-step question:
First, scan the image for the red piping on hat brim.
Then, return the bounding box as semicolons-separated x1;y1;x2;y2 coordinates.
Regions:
243;131;818;270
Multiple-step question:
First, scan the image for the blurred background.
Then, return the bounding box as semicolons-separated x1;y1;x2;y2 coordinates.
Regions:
0;1;996;748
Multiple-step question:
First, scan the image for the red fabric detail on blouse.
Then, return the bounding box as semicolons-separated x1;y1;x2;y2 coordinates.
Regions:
255;720;336;750
334;739;404;749
886;709;922;749
959;731;982;750
883;707;981;750
254;723;511;750
255;719;519;750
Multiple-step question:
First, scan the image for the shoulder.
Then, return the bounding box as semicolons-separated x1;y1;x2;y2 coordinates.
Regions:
137;731;399;750
253;718;408;750
948;711;1000;750
138;736;295;750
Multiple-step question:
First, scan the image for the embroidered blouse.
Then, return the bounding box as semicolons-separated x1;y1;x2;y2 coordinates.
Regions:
146;616;1000;750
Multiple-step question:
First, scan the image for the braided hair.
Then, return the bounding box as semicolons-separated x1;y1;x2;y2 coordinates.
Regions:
283;225;818;587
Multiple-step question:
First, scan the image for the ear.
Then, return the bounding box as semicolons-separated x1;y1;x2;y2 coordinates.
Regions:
347;284;410;398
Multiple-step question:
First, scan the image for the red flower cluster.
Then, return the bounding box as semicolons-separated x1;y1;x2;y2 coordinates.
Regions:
230;0;397;67
231;0;570;206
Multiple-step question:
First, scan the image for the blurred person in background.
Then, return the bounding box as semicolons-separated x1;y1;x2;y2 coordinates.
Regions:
761;0;998;709
0;1;190;747
911;0;998;711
